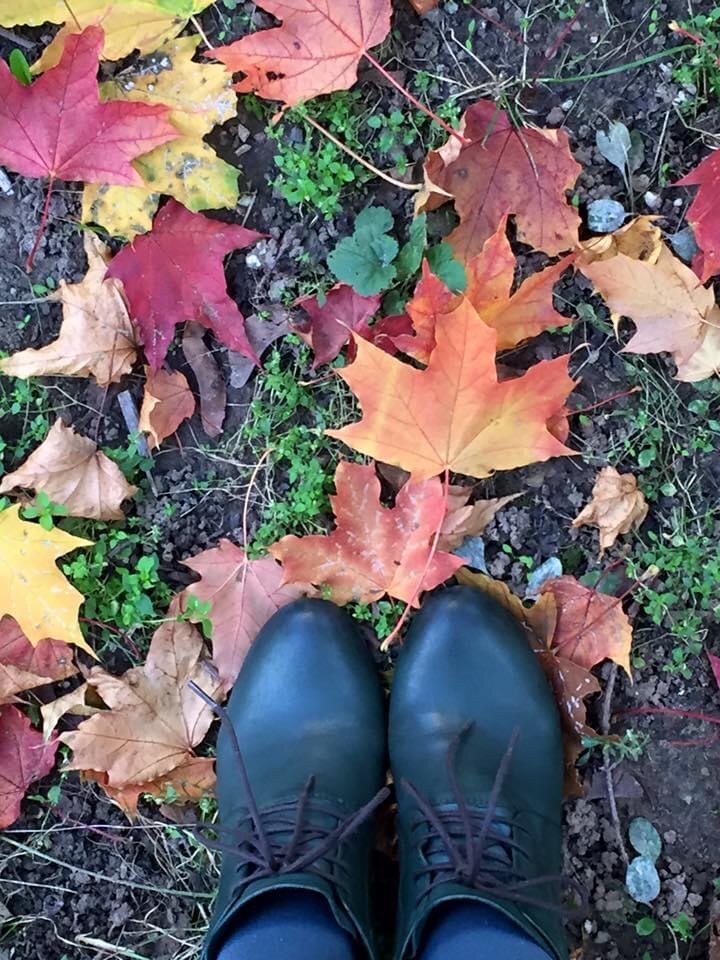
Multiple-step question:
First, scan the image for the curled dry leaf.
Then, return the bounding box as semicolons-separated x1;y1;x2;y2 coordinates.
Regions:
179;540;314;689
0;704;58;828
0;420;137;521
579;216;662;266
41;682;99;740
572;466;648;555
270;461;463;606
439;487;522;552
0;505;93;653
182;321;227;438
84;755;216;818
139;367;196;449
0;616;76;706
61;620;223;789
0;235;136;386
418;98;581;261
228;306;291;389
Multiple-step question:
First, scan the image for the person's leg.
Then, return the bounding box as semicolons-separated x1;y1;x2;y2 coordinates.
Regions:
418;902;554;960
216;890;357;960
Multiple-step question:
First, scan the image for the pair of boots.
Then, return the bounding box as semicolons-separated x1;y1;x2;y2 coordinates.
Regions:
202;587;568;960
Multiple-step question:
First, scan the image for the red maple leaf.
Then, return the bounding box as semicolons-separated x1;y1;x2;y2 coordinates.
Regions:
107;200;265;370
0;705;58;828
677;151;720;282
294;284;382;367
0;27;178;268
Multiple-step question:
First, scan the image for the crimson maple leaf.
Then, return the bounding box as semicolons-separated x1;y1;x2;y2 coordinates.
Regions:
0;27;178;268
0;705;58;828
107;200;265;370
677;151;720;282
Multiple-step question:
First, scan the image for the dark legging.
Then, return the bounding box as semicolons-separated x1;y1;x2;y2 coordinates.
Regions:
216;889;553;959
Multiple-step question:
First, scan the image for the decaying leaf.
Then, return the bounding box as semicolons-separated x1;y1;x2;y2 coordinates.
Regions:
329;299;577;482
294;284;382;367
407;0;439;11
84;755;216;817
0;617;76;706
0;421;137;521
180;540;314;688
182;321;227;438
107;200;264;371
61;620;222;788
209;0;392;108
228;307;291;389
139;367;196;448
41;682;99;740
676;150;720;283
418;98;581;261
572;466;648;555
83;35;239;238
579;216;662;265
439;487;522;552
270;461;463;605
0;235;136;386
0;505;93;653
0;704;58;828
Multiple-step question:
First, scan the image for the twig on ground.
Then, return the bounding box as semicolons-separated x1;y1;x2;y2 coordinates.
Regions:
601;663;630;865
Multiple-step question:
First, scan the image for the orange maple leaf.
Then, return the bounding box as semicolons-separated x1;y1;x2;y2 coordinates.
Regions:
270;461;462;605
208;0;392;108
328;299;577;482
418;99;581;261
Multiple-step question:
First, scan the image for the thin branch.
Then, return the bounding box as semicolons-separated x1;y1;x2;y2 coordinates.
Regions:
190;14;214;50
26;179;54;272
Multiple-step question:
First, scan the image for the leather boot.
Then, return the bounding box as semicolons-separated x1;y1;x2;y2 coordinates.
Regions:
389;586;568;959
203;599;387;959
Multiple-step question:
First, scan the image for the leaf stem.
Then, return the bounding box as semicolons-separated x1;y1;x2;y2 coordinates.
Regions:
362;51;469;146
26;178;54;272
303;115;422;191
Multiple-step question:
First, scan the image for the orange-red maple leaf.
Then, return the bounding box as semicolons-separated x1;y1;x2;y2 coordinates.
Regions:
208;0;392;108
329;299;577;482
270;461;462;604
294;284;382;367
677;150;720;282
418;99;581;261
0;705;58;828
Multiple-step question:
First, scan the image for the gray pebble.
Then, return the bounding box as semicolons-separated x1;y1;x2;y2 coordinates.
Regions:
669;226;699;264
587;198;626;233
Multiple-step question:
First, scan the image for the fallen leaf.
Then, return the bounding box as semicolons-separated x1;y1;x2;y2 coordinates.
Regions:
676;150;720;282
0;705;58;827
182;321;227;438
439;488;521;551
107;200;264;371
83;35;239;238
2;0;214;72
541;575;633;675
0;27;178;205
271;461;463;605
180;540;314;688
0;421;137;521
579;243;720;381
61;620;222;788
208;0;392;108
85;755;216;817
41;682;99;740
0;617;76;706
708;651;720;691
0;235;136;385
407;0;439;11
139;367;196;448
579;216;662;265
0;504;93;653
329;298;577;482
390;261;453;362
572;466;648;555
228;307;291;389
418;98;581;260
294;284;382;367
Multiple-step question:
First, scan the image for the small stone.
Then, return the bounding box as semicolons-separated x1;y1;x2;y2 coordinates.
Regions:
663;830;677;844
587;198;626;233
644;190;661;211
0;168;13;195
669;226;699;264
546;106;565;125
561;98;574;110
245;252;263;270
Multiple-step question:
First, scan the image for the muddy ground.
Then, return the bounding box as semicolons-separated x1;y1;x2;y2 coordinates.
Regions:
1;1;720;958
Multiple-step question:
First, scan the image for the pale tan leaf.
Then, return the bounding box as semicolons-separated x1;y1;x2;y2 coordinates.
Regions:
139;366;195;448
572;466;648;554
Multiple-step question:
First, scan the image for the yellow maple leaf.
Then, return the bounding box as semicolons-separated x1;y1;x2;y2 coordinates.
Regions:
0;505;93;654
82;35;239;238
0;0;213;71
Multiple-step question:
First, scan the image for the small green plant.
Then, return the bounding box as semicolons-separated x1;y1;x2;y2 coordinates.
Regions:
581;729;650;764
0;374;52;473
21;491;68;531
350;598;405;640
8;49;32;86
177;594;213;640
672;9;720;108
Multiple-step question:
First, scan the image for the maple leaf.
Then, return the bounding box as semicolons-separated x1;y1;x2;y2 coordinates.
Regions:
579;243;720;381
271;462;462;604
0;27;179;265
676;150;720;282
541;575;633;675
208;0;392;108
84;756;216;818
61;620;222;788
83;35;239;238
177;541;313;688
41;683;98;741
0;236;137;385
0;705;58;828
107;200;265;371
0;505;93;654
328;299;577;482
294;284;382;367
0;421;137;521
139;367;196;449
579;215;662;266
0;1;214;72
0;617;76;706
418;99;581;261
439;487;521;552
572;466;648;555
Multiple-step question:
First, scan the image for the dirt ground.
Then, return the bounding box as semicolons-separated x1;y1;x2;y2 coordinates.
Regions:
1;1;720;958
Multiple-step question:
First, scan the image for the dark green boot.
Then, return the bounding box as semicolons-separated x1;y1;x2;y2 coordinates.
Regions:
389;586;568;960
202;599;387;960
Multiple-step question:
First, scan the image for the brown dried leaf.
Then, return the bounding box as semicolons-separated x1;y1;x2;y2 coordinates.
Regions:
0;616;76;706
572;466;648;555
439;487;522;551
182;321;226;437
139;366;195;449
